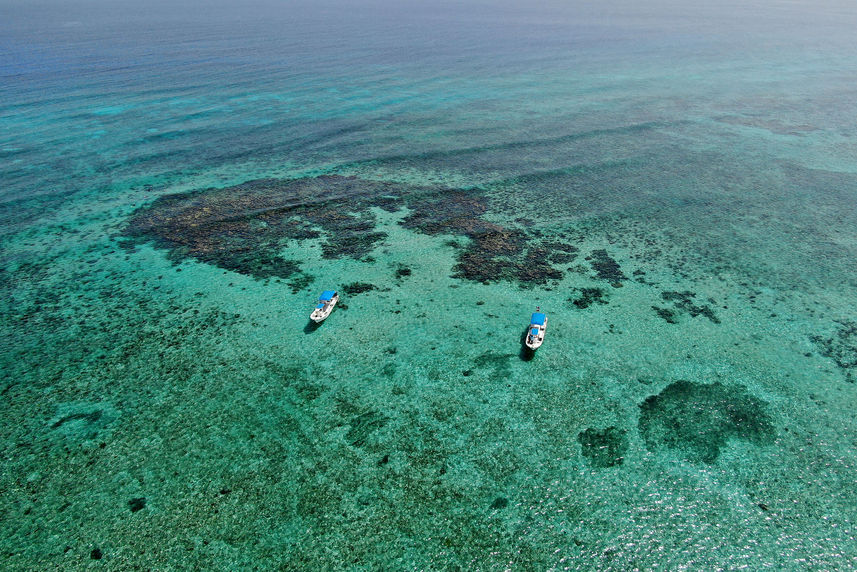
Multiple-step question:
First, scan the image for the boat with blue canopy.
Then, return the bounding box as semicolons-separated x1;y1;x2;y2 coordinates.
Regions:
310;290;339;323
525;311;547;350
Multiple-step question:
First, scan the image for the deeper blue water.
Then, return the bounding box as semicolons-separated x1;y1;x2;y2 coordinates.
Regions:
2;0;857;569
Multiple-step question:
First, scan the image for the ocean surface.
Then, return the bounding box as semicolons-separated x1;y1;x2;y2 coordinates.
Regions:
2;0;857;568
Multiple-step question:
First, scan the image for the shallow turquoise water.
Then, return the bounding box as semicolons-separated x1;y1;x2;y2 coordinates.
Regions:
3;1;857;569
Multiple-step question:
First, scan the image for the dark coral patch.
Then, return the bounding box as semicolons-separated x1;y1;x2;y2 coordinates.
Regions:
588;249;627;287
659;291;721;324
124;175;570;285
542;241;579;264
638;380;775;463
128;497;147;512
401;190;563;285
578;426;628;468
811;320;857;382
400;190;489;235
125;176;390;278
394;265;412;279
490;496;510;509
124;175;407;279
569;287;608;309
342;282;377;296
652;306;678;324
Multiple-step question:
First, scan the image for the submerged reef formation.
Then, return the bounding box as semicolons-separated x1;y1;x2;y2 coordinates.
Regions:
812;320;857;382
123;175;574;286
578;426;628;468
341;282;377;296
123;176;403;278
652;290;720;324
399;190;568;284
587;249;627;287
638;380;775;463
568;287;609;309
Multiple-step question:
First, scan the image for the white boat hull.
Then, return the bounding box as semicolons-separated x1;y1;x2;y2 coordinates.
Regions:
525;318;547;350
310;295;339;323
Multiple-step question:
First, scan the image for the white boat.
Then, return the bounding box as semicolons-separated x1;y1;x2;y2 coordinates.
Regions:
525;311;547;350
310;290;339;323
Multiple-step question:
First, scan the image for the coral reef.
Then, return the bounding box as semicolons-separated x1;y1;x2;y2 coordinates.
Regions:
125;176;572;286
128;498;147;512
569;287;608;309
402;190;562;284
342;282;377;296
587;249;627;287
123;175;407;278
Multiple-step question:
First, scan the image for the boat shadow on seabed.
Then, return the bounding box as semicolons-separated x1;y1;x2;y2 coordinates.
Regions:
519;328;536;361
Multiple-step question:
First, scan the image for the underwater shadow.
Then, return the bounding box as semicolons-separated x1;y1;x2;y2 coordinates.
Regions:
304;320;322;334
519;329;535;361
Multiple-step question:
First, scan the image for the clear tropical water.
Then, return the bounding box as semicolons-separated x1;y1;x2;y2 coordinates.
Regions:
2;0;857;568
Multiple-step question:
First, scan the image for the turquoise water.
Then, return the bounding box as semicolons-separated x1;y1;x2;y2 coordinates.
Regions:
3;0;857;568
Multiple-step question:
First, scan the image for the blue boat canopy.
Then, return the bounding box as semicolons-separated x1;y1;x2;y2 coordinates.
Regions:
530;328;539;336
319;290;337;301
316;304;325;309
531;312;546;325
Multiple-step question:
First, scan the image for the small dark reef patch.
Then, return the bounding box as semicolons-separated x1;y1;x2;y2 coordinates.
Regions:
578;426;628;468
490;496;510;510
128;497;147;513
653;290;720;324
569;287;608;309
638;380;775;463
342;282;377;296
812;320;857;382
587;249;627;287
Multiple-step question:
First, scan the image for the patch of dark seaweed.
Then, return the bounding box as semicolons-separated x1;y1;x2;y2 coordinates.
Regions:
400;190;566;284
638;380;775;463
543;240;579;264
321;230;387;260
652;306;679;324
395;265;412;279
490;497;510;509
811;320;857;382
342;282;377;296
578;426;628;468
588;249;627;287
569;287;608;309
399;190;489;236
287;273;314;294
658;291;721;324
518;247;563;284
128;497;147;513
